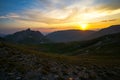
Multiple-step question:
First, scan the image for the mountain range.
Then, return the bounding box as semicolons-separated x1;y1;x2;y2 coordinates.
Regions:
46;25;120;42
46;30;95;42
3;25;120;44
0;33;6;37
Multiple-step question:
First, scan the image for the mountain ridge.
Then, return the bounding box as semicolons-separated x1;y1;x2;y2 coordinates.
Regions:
3;24;120;44
85;25;120;40
46;29;96;42
5;28;49;44
46;25;120;42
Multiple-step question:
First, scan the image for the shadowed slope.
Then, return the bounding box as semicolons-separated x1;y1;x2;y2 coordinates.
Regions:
5;28;49;44
46;30;95;42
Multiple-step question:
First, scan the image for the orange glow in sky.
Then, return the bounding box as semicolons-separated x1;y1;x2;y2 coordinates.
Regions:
0;0;120;34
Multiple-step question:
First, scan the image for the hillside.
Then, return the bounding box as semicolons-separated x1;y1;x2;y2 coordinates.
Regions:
0;40;120;80
73;32;120;55
86;25;120;40
46;30;95;42
36;32;120;56
0;37;3;40
5;28;49;44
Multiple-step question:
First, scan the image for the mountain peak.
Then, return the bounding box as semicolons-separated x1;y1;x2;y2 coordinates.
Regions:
5;28;49;44
26;28;31;31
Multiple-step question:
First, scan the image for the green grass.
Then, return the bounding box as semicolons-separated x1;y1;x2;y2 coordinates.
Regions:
0;37;120;66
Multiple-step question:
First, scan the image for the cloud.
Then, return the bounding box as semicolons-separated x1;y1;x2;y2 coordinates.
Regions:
101;19;117;22
0;0;120;28
94;0;120;10
0;14;20;19
0;7;79;24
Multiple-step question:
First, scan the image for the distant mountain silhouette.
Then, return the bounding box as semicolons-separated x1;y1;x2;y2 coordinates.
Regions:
0;33;6;37
86;25;120;40
46;30;95;42
46;25;120;42
35;32;120;55
5;28;48;44
4;25;120;44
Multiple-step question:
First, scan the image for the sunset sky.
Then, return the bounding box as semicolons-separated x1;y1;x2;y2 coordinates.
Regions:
0;0;120;34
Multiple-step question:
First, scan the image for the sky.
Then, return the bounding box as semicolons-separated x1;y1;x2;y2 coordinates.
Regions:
0;0;120;34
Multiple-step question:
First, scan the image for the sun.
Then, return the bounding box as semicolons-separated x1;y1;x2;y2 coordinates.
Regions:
80;23;88;30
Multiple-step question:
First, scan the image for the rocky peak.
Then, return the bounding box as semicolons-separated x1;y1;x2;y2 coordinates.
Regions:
25;28;31;32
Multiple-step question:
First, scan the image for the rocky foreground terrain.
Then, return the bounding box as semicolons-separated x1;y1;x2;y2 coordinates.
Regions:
0;44;120;80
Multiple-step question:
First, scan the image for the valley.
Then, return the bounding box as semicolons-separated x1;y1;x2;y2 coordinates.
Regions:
0;25;120;80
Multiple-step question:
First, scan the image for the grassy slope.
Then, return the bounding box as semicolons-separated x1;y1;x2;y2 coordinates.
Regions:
0;39;120;66
1;41;120;80
33;32;120;56
0;32;120;68
3;32;120;56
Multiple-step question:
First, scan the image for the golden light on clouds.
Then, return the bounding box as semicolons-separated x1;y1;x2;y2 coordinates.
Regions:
0;0;120;34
